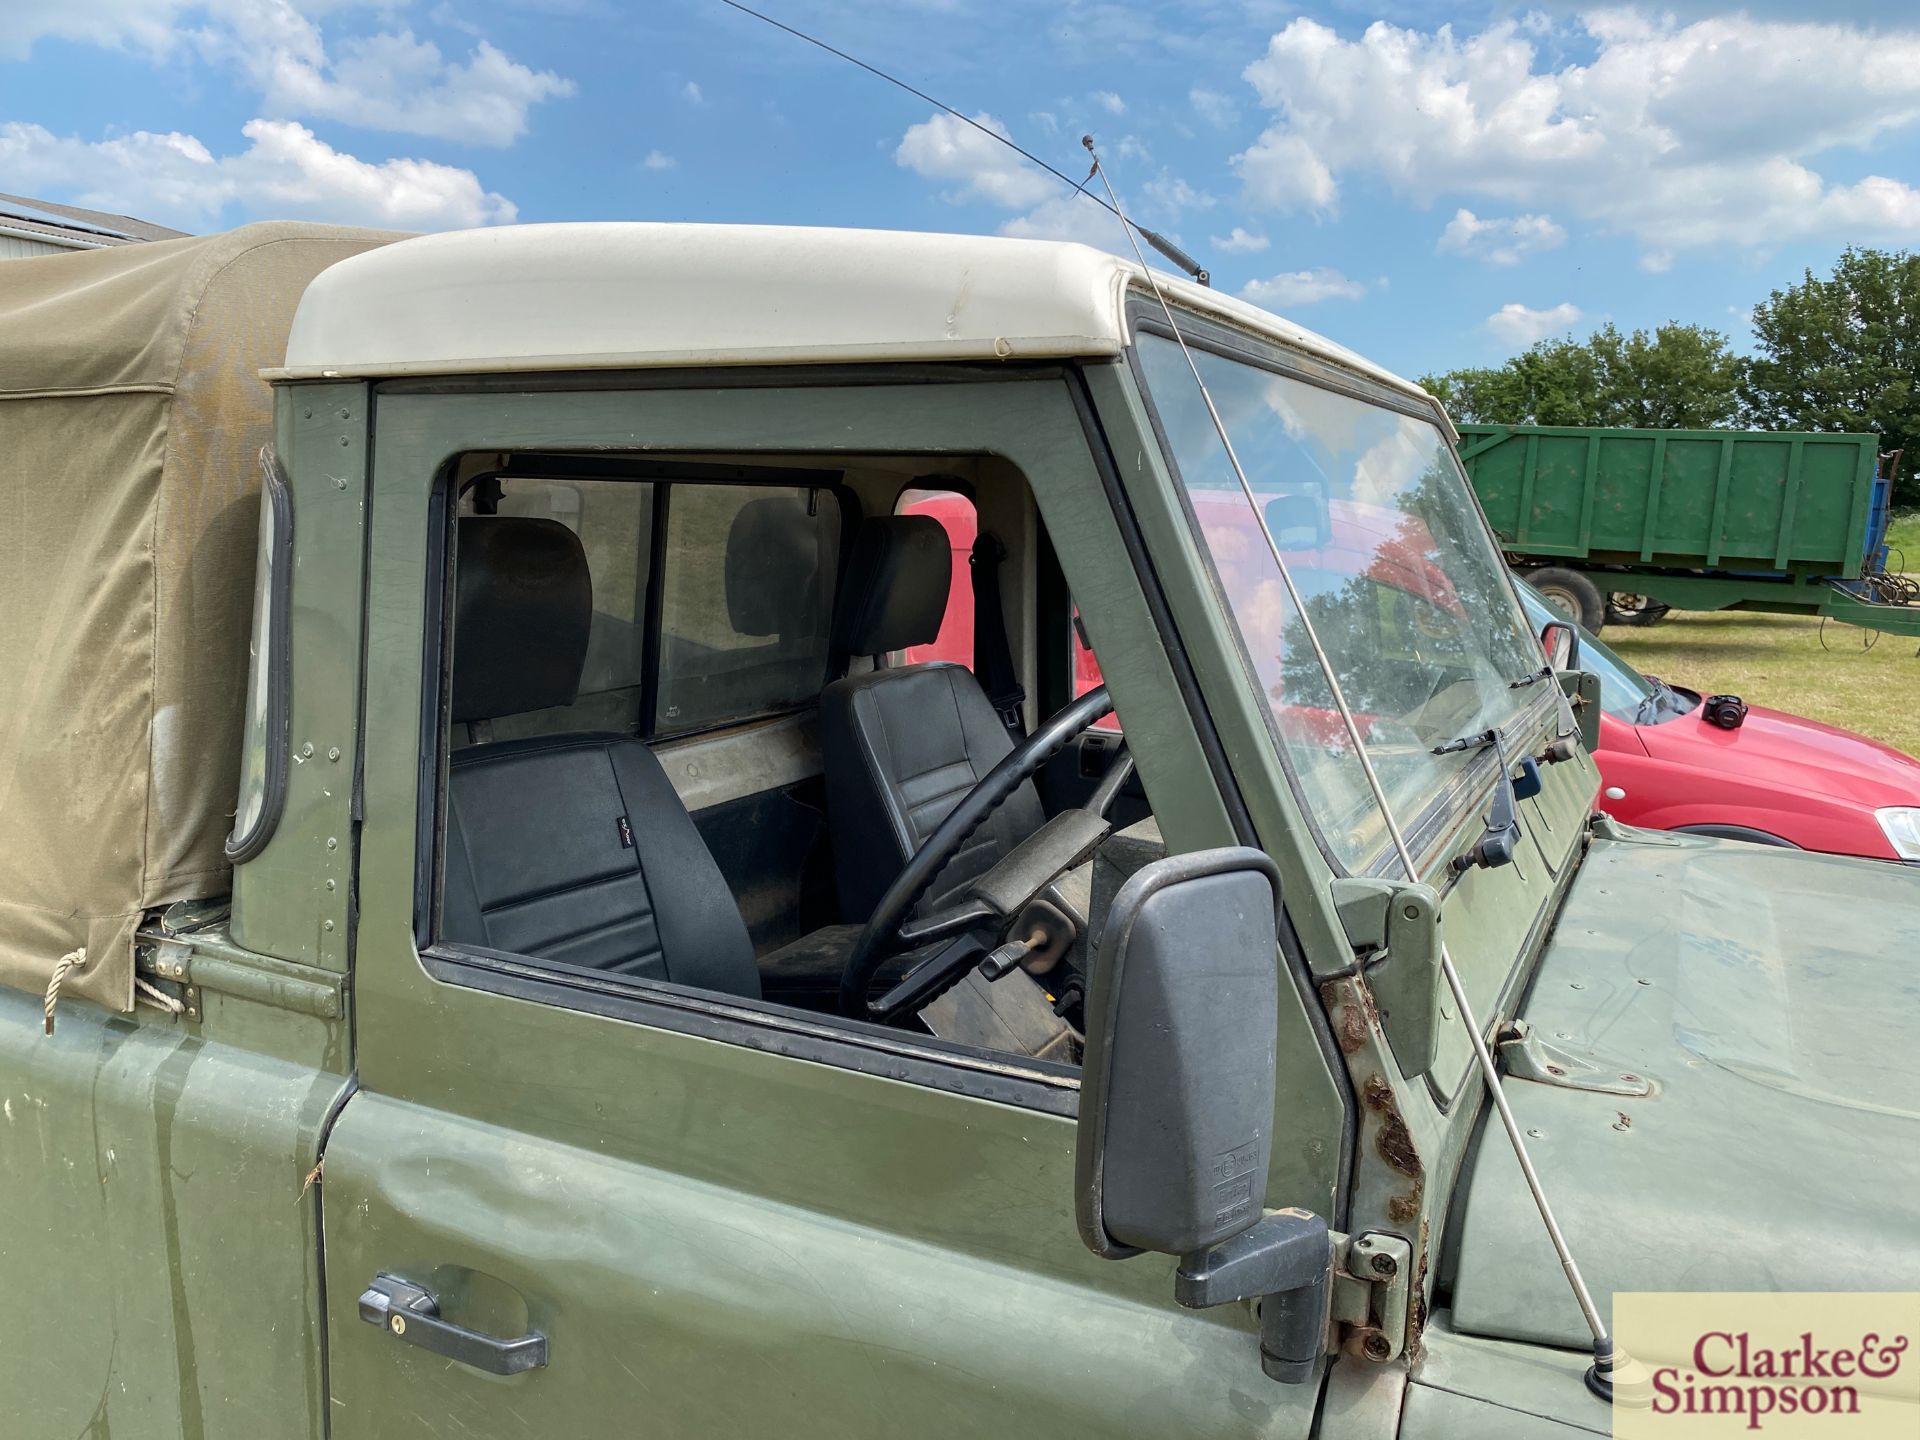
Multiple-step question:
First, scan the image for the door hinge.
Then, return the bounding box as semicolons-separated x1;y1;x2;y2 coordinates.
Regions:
1330;1230;1415;1364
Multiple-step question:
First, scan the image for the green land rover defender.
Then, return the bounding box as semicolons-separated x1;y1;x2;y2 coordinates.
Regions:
2;222;1915;1438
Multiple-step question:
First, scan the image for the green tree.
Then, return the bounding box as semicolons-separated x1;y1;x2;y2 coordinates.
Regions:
1742;247;1920;505
1421;322;1745;430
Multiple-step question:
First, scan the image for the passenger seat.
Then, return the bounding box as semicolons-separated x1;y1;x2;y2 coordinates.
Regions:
820;515;1046;922
440;517;762;1000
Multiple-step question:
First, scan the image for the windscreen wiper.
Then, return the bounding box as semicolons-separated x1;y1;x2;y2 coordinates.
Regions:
1432;726;1500;757
1453;734;1543;873
1507;663;1554;690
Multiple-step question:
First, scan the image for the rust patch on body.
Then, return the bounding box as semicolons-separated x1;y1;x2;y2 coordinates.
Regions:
1320;977;1384;1056
1408;1219;1432;1361
1362;1073;1425;1223
1336;1004;1368;1054
1387;1185;1424;1225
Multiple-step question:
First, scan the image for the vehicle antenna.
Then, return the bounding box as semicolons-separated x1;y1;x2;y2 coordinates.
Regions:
1080;134;1630;1404
709;0;1208;285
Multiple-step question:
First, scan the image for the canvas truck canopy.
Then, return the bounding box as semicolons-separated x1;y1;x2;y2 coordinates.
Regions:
0;222;396;1017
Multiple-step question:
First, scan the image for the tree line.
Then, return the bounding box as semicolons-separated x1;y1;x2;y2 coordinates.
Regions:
1419;247;1920;505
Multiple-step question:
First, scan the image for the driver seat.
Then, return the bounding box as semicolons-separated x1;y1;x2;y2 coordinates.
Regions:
821;516;1045;922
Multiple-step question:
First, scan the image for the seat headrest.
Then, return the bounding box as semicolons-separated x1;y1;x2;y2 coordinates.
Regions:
452;516;593;723
830;515;952;656
726;495;825;638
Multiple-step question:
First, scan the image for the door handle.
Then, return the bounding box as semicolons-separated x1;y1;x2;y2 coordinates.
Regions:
358;1273;548;1375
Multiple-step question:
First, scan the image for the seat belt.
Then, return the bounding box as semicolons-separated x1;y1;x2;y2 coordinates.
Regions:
971;531;1026;737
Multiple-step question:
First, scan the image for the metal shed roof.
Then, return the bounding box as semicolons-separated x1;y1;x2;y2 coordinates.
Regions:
0;191;189;252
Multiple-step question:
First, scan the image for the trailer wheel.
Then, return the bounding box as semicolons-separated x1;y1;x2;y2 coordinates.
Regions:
1606;592;1671;627
1525;567;1606;631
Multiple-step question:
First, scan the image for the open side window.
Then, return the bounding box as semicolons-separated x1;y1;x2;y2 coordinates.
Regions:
417;444;1134;1099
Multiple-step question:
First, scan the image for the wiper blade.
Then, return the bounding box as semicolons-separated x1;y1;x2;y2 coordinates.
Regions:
1507;663;1554;690
1432;726;1500;757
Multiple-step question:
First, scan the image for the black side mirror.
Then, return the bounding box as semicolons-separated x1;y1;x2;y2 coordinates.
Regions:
1540;619;1580;671
1076;848;1332;1385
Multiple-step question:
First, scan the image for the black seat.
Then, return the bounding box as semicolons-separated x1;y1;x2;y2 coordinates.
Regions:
821;515;1045;922
441;516;761;999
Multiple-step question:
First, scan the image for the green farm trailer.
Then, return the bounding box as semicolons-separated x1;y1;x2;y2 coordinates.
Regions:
1455;422;1917;634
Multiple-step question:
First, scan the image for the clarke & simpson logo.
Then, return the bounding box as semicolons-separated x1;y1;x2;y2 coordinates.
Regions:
1615;1294;1920;1439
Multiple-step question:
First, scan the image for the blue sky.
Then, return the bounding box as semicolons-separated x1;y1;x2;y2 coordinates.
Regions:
5;0;1919;379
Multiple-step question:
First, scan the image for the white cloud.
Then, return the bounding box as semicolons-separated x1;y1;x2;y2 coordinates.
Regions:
2;2;572;148
1234;131;1336;216
895;110;1054;208
1142;172;1215;218
0;0;197;57
1236;12;1920;260
682;80;704;105
1190;87;1237;128
1485;301;1582;347
1093;90;1127;115
0;117;516;229
642;149;675;171
1212;225;1269;253
1436;208;1566;266
997;192;1131;256
220;17;574;148
1241;268;1367;307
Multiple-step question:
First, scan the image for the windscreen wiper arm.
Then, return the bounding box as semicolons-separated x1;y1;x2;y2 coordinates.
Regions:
1451;733;1544;873
1432;726;1500;757
1507;663;1554;690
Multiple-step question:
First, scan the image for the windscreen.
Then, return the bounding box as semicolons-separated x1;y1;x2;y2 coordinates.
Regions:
1138;330;1546;870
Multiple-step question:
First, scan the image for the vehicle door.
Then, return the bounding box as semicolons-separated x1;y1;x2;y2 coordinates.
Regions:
315;369;1343;1439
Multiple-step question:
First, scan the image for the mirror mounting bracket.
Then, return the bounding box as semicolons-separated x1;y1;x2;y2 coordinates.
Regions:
1175;1208;1333;1385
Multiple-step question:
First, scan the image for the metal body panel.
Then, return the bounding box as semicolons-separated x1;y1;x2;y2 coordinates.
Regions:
1398;1383;1601;1439
1400;1310;1608;1437
1450;826;1920;1347
322;1079;1310;1439
320;369;1330;1434
230;384;369;970
0;983;343;1439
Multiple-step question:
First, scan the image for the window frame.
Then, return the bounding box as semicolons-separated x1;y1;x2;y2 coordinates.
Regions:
413;433;1086;1113
359;364;1283;1129
1124;308;1551;880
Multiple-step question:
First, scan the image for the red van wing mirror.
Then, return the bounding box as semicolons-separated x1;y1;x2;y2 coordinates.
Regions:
1540;619;1580;671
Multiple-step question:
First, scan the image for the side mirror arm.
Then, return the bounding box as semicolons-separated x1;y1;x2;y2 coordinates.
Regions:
1174;1209;1333;1384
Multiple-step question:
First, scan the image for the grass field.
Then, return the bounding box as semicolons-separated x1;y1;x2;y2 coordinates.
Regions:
1602;509;1920;759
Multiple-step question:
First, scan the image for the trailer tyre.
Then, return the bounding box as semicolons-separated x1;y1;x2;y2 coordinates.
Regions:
1606;592;1671;627
1526;567;1606;631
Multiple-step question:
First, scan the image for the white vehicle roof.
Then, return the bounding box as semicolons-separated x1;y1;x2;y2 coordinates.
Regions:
275;222;1426;402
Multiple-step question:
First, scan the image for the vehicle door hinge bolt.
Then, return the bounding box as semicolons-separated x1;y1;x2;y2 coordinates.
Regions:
1362;1333;1392;1362
1368;1252;1398;1279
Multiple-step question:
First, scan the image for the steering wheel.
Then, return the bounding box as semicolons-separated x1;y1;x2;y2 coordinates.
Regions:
838;685;1130;1022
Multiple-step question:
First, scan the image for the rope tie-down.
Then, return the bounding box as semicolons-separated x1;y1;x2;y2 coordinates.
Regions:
42;947;186;1035
42;947;85;1035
